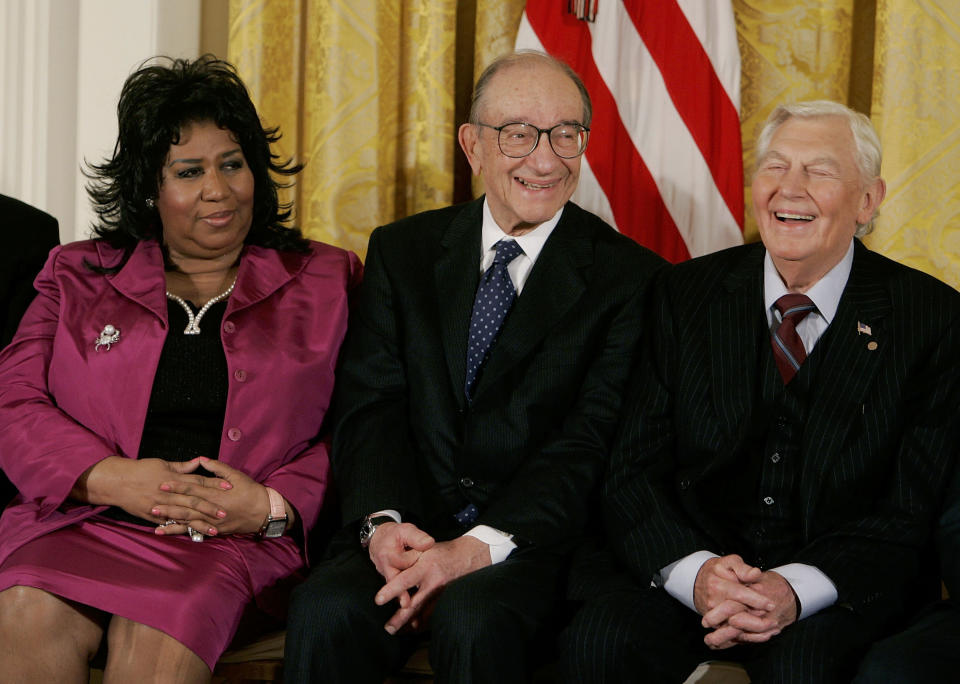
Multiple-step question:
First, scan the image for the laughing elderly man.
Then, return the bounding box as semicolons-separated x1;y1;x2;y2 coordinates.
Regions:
563;101;960;683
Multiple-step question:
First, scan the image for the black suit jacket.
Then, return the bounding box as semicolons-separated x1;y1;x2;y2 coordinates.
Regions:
332;199;665;550
0;194;59;348
0;194;59;505
606;240;960;623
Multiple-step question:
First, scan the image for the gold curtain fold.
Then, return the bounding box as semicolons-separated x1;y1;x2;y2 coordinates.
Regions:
229;0;460;258
867;0;960;288
228;0;304;233
228;0;958;288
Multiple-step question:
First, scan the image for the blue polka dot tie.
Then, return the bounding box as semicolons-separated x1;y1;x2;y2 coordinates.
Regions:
465;239;524;400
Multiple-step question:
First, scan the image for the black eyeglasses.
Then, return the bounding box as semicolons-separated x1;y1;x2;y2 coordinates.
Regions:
476;121;590;159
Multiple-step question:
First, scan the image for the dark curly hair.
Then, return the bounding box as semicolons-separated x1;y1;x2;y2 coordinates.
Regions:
85;54;307;255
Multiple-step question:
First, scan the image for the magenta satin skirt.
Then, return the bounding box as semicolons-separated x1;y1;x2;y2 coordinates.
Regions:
0;515;303;669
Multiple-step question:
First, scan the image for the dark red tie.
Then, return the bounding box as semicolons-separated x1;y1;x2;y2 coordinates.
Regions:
771;294;816;384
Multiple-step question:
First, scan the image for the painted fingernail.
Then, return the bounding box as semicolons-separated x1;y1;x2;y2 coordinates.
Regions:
160;484;171;492
207;527;218;536
384;625;396;635
219;482;232;490
151;507;161;516
217;510;227;518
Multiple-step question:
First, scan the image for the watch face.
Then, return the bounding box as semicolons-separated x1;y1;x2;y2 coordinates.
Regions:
263;519;286;538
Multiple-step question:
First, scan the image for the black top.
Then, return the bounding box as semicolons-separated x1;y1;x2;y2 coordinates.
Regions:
139;299;229;463
104;298;228;525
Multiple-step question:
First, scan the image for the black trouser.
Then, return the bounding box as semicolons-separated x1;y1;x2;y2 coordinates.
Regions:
561;580;882;684
285;539;564;684
853;600;960;683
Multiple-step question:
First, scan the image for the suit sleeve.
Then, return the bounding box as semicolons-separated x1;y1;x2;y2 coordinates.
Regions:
0;247;117;517
602;272;718;582
1;211;58;348
332;229;425;525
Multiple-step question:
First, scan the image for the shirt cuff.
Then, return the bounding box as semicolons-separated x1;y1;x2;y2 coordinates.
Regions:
770;563;838;620
370;509;401;523
464;525;517;564
660;550;719;613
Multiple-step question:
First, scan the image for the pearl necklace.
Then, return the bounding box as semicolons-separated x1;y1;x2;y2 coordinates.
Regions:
165;278;237;335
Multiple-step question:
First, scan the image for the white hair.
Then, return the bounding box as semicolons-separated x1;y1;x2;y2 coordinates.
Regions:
755;100;883;236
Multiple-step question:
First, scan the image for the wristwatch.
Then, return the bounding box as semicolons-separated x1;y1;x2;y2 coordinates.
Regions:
360;514;396;548
258;487;288;539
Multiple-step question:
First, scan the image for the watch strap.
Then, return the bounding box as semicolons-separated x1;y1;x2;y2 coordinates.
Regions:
265;487;285;520
258;487;287;538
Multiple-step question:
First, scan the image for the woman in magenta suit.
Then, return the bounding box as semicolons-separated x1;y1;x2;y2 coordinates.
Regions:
0;56;360;682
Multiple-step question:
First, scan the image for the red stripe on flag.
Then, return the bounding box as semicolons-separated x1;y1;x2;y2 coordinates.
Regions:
524;4;691;262
623;0;744;227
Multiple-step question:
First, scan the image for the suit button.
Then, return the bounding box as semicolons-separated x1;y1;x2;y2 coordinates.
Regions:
234;369;247;382
770;452;781;464
763;496;774;505
227;427;242;441
679;479;691;490
223;321;237;333
460;477;474;488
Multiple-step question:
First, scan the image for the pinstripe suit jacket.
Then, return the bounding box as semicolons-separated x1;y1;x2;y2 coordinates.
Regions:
605;239;960;622
332;198;665;549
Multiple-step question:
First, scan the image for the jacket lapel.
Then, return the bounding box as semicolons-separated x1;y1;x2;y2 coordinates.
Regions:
709;243;765;450
435;201;484;409
102;240;169;322
800;241;892;519
103;240;313;321
227;244;312;315
471;203;591;401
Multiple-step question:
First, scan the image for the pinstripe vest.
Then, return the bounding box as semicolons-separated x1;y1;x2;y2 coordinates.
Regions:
725;330;830;569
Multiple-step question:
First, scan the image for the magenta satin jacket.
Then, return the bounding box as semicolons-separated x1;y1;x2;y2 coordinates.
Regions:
0;237;361;564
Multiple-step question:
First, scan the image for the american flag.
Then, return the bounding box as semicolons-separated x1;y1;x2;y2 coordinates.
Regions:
516;1;744;262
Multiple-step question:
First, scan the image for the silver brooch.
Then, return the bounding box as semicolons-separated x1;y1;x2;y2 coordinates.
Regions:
94;324;120;351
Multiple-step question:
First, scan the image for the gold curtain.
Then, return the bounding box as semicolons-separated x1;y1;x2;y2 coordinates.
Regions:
869;0;960;288
229;0;468;258
229;0;958;288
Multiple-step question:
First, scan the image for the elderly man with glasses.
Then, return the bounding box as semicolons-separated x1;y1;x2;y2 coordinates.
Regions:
285;49;664;683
